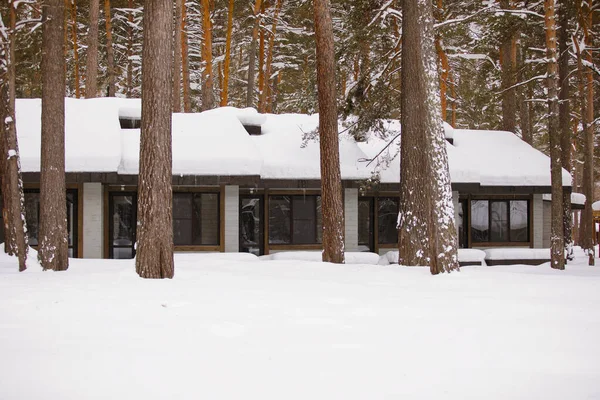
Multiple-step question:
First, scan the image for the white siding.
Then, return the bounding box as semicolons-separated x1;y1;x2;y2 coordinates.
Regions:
533;193;544;248
83;183;103;258
224;185;239;252
344;188;358;252
542;200;551;248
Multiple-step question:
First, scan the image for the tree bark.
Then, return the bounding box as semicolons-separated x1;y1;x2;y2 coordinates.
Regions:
40;0;69;271
500;0;517;133
313;0;345;264
259;0;283;113
257;6;266;112
399;0;459;274
126;0;134;97
246;0;263;107
200;0;214;110
544;0;565;270
558;0;572;259
181;1;191;112
136;0;174;279
69;0;80;98
85;0;99;98
220;0;234;106
0;1;28;271
104;0;115;96
173;0;182;112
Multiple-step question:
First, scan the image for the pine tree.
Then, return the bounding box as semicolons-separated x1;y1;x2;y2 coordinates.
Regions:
85;0;99;98
314;0;344;264
40;0;69;272
135;0;174;279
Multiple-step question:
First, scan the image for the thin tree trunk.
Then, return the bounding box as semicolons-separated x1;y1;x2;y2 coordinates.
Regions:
558;0;572;259
126;0;133;97
104;0;115;96
518;47;532;144
500;0;517;132
136;0;174;279
85;0;99;98
173;0;182;112
69;0;80;98
313;0;344;264
246;0;263;107
0;0;28;271
200;0;214;110
545;0;565;270
220;0;234;106
181;1;191;112
435;37;449;122
259;0;283;113
40;0;69;271
257;10;265;112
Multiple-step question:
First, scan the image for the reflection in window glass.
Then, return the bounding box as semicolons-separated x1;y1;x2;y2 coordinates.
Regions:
510;200;529;242
293;196;317;244
240;197;263;255
358;199;373;250
490;201;508;242
111;194;135;259
471;200;489;242
458;199;467;248
378;197;399;245
172;192;219;246
269;196;291;244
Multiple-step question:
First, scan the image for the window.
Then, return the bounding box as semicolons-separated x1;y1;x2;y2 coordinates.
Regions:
457;199;467;248
173;192;219;246
471;199;529;244
268;195;322;245
109;193;137;259
21;189;78;257
378;197;399;245
358;198;374;251
119;117;141;129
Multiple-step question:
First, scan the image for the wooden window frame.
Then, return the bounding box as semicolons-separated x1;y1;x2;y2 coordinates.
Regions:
267;193;322;249
172;191;221;249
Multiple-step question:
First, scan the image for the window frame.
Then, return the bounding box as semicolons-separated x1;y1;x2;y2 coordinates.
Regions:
172;191;221;248
467;196;532;247
267;193;323;249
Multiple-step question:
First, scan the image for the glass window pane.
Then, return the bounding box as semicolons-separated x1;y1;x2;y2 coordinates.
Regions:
378;197;399;245
269;196;291;244
316;196;322;244
490;201;509;242
471;200;489;242
240;197;262;254
195;193;219;245
293;196;317;244
510;200;529;242
113;247;133;259
24;192;40;246
67;192;75;247
458;200;466;248
358;199;372;248
174;219;193;245
112;195;135;247
173;193;193;219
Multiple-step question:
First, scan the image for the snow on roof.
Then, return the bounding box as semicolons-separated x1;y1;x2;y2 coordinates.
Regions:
13;98;572;188
250;113;370;180
119;108;263;176
592;201;600;211
16;98;122;172
543;192;586;205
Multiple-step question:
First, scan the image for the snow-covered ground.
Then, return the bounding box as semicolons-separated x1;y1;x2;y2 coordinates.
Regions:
1;249;599;399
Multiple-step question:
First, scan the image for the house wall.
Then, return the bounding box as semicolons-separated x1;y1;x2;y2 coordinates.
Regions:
344;188;359;252
542;200;551;248
83;183;103;258
224;185;239;252
533;193;544;248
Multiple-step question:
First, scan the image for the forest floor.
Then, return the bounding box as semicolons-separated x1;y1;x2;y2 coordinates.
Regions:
1;248;599;399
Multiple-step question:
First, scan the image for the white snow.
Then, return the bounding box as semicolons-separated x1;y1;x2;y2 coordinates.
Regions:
1;247;599;399
543;192;586;206
484;248;551;260
263;251;380;265
592;200;600;211
380;249;487;266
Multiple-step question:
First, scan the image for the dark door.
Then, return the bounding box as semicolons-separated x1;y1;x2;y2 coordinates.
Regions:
358;197;375;252
109;192;137;259
239;195;264;255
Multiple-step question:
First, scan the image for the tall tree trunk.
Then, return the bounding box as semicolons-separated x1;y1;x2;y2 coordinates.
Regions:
518;47;532;144
104;0;115;96
85;0;99;98
399;0;458;274
181;1;191;112
173;0;182;112
313;0;344;264
200;0;214;110
246;0;263;107
220;0;234;106
558;0;572;259
545;0;565;270
259;0;283;113
0;0;28;271
125;0;134;97
40;0;69;271
136;0;174;279
500;0;516;132
69;0;80;98
435;38;450;122
257;8;266;112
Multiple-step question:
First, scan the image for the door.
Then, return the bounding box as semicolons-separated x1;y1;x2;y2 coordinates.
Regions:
358;197;375;252
109;192;137;259
239;195;264;256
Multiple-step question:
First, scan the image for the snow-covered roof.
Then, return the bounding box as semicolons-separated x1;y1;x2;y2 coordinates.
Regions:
592;201;600;211
14;98;572;188
543;192;586;206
